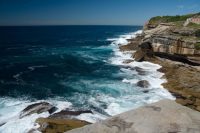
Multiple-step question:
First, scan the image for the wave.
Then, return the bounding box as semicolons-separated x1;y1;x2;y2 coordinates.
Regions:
0;29;175;133
0;97;72;133
105;29;174;115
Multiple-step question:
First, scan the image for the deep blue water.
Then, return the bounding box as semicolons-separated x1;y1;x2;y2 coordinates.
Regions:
0;26;174;131
0;26;141;102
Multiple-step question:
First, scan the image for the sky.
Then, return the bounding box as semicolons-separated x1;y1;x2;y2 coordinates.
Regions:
0;0;199;26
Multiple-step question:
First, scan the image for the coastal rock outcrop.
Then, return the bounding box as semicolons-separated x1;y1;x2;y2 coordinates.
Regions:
119;12;200;111
66;100;200;133
49;110;93;119
36;118;90;133
35;110;92;133
20;102;56;118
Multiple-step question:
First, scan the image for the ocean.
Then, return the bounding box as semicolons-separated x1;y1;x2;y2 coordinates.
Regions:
0;26;173;132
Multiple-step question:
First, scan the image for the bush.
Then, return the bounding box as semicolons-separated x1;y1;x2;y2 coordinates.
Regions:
149;13;198;25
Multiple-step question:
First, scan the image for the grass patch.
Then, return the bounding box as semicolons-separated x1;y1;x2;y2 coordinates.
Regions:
187;23;200;29
149;13;199;25
195;42;200;50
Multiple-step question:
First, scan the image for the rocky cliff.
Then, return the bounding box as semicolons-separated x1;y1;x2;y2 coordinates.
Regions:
120;12;200;112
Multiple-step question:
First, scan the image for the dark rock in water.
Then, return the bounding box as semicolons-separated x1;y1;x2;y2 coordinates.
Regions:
27;129;39;133
143;90;149;93
123;59;134;64
0;122;6;127
20;102;56;118
137;80;150;88
89;104;110;117
50;110;93;119
135;67;146;75
48;106;58;114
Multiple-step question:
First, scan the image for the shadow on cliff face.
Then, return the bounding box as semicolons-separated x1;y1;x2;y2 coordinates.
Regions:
134;40;200;66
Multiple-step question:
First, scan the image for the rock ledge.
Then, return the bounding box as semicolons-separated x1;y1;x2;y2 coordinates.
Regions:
66;99;200;133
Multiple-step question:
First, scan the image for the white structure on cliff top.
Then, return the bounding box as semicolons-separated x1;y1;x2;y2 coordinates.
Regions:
184;16;200;26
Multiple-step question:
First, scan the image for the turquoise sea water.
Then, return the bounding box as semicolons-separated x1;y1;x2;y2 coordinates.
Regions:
0;26;173;132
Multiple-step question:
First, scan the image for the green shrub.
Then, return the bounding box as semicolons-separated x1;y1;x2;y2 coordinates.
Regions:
149;13;198;25
187;23;200;29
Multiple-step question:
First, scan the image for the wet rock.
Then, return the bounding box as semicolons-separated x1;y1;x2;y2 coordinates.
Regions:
20;102;56;118
143;90;149;93
135;67;146;75
50;110;93;119
0;122;6;127
48;106;58;114
136;80;150;88
122;59;134;64
27;129;40;133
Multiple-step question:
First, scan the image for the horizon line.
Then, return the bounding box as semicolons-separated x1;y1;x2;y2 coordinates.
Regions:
0;24;143;27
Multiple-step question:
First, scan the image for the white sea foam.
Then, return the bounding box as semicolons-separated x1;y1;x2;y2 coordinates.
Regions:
0;97;72;133
0;29;175;132
104;30;175;116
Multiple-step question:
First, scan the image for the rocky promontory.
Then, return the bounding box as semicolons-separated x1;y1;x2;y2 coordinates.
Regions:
120;12;200;111
66;99;200;133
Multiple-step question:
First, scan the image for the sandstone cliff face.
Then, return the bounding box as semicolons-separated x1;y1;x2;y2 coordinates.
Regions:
137;20;200;65
120;13;200;112
150;34;198;55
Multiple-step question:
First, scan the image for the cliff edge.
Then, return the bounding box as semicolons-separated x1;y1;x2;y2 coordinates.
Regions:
120;12;200;112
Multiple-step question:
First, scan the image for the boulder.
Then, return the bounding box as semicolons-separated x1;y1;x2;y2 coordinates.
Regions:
20;102;56;118
137;80;150;88
133;49;145;62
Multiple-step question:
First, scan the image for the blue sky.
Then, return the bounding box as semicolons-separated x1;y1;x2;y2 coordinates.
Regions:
0;0;199;26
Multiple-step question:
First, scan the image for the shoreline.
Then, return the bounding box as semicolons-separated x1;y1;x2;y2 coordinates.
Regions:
120;29;200;112
152;57;200;111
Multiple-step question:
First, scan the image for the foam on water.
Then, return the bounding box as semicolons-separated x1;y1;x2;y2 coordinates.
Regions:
0;97;72;133
104;30;174;115
0;29;175;132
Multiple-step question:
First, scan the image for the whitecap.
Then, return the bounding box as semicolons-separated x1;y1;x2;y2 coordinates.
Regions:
0;97;73;133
